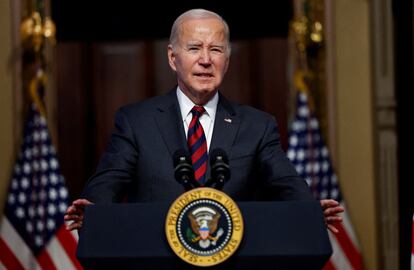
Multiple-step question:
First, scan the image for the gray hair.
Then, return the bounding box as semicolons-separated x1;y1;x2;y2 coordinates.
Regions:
169;9;231;54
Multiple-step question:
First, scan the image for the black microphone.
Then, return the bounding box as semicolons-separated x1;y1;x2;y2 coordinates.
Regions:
209;148;230;190
173;149;198;191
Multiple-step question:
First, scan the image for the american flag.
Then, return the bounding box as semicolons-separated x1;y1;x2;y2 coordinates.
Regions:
0;101;82;270
287;91;363;270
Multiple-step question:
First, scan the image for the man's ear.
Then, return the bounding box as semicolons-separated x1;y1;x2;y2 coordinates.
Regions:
167;45;177;72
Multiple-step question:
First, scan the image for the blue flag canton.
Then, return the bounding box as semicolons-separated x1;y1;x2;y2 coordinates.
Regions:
5;104;69;255
287;92;342;201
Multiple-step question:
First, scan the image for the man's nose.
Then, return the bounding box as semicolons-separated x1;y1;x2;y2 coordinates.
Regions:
198;49;211;65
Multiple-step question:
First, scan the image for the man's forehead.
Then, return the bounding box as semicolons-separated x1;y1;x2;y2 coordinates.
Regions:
180;17;225;32
179;21;226;42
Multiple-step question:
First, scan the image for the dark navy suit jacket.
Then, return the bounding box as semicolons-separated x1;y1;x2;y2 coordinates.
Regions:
82;90;314;203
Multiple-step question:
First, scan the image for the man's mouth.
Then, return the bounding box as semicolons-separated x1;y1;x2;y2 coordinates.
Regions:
194;73;213;77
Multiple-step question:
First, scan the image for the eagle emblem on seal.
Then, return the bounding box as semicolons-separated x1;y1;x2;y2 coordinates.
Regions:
187;206;224;249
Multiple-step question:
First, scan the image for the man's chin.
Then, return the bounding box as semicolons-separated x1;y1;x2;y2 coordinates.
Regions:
197;89;217;98
191;89;217;104
194;83;217;93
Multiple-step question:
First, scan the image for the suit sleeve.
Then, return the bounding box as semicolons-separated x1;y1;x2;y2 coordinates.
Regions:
256;116;315;201
81;109;138;203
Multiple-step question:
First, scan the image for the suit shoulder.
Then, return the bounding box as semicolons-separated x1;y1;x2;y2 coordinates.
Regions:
234;103;277;123
116;94;170;117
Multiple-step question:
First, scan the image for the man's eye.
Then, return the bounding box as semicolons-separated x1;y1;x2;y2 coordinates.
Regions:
188;47;199;51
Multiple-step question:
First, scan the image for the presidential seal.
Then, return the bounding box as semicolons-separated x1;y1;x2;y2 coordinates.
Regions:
165;187;243;267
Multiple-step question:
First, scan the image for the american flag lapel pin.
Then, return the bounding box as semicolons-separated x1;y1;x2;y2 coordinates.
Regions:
224;118;232;123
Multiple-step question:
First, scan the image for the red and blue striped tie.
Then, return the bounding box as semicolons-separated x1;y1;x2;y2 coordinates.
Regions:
188;106;208;184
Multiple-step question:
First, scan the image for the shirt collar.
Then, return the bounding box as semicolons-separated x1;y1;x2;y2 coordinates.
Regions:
176;87;218;121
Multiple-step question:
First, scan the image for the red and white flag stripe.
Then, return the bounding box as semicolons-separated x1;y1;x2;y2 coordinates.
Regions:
0;217;82;270
324;204;363;270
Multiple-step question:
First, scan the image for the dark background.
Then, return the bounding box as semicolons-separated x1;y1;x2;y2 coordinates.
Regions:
393;1;414;269
51;1;292;41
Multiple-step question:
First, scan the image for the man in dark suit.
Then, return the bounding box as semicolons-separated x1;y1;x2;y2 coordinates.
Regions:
65;9;343;233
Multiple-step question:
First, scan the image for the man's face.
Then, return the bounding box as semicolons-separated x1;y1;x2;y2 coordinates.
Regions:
168;17;230;105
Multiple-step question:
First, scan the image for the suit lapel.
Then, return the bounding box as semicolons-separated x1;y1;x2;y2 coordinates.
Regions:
154;90;187;156
208;94;240;178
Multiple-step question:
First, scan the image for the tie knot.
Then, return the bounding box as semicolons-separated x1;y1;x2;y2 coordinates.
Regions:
191;106;205;117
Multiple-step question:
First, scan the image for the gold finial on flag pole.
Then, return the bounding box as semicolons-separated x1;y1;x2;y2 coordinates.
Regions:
20;1;56;118
289;0;327;139
21;11;56;51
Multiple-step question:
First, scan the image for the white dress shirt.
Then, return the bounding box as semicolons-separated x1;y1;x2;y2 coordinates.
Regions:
176;87;218;151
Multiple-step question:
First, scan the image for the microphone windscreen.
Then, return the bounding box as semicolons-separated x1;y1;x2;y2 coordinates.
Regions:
173;149;191;167
209;148;229;164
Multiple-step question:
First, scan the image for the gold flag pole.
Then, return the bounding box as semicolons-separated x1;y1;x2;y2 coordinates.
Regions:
20;0;56;118
289;0;327;141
